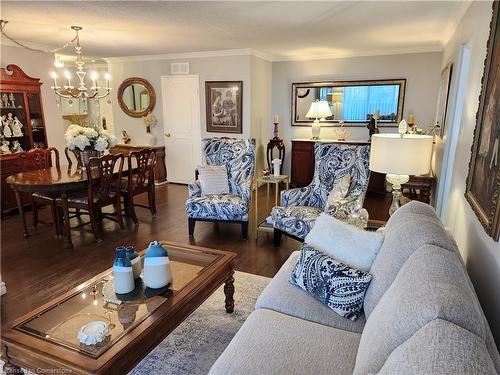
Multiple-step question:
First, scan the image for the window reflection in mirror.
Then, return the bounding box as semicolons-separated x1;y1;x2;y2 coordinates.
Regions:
292;79;405;126
122;83;150;112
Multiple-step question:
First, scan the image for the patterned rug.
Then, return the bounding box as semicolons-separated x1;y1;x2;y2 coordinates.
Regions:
1;271;270;375
129;271;270;374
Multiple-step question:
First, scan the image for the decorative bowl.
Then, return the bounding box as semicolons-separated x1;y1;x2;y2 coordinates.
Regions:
77;321;109;345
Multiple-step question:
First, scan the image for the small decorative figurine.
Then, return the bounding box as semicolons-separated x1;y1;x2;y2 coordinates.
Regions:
1;141;11;154
9;93;15;108
11;140;23;153
12;116;23;136
77;321;110;346
398;119;408;136
122;130;131;144
2;115;12;138
143;241;172;289
125;246;141;280
2;93;9;108
262;168;271;177
366;110;380;140
113;247;135;294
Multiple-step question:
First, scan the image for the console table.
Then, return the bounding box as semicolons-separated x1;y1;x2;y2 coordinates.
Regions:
110;144;167;185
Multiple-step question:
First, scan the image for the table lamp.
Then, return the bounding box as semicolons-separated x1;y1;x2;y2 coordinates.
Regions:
369;134;433;216
306;100;332;140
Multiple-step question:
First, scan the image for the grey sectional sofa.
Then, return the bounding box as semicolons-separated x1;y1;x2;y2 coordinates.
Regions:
210;201;500;374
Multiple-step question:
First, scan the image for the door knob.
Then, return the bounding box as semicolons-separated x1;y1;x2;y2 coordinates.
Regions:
165;133;171;138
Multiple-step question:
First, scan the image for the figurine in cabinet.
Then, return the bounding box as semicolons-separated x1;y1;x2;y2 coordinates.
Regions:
2;115;12;138
11;116;23;136
11;140;23;153
2;93;9;108
8;93;15;108
1;140;11;154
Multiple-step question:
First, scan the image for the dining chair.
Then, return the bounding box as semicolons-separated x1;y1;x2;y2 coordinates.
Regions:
19;147;61;236
56;154;125;242
64;147;82;168
120;148;156;224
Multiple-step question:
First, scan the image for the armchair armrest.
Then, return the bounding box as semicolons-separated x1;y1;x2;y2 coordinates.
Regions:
280;186;313;207
188;180;202;198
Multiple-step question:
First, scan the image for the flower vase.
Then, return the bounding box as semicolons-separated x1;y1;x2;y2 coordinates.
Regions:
78;149;101;169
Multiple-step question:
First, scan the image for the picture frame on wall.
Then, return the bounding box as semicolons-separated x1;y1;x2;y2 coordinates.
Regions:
205;81;243;134
435;62;453;138
465;1;500;241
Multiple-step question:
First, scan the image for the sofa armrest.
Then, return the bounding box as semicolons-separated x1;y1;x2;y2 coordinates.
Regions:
280;186;313;207
188;181;202;198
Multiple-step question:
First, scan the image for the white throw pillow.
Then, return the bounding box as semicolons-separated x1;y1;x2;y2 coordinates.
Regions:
198;165;229;195
305;213;384;272
325;175;351;209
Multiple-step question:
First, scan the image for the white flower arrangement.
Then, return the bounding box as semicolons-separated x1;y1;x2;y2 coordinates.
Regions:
65;124;117;152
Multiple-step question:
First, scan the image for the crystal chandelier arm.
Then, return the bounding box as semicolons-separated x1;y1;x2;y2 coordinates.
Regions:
0;20;78;54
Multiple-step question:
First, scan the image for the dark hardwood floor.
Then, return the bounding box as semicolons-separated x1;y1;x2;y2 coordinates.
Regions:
0;183;391;326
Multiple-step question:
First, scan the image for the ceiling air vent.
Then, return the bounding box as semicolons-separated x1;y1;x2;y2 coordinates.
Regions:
171;62;190;75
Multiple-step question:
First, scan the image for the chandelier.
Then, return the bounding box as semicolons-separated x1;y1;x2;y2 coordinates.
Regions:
0;21;111;100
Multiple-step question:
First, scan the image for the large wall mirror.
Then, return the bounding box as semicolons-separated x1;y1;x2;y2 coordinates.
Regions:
118;77;156;118
292;79;406;126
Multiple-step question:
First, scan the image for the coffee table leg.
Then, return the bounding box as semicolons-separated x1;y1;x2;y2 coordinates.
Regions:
224;276;235;313
61;192;73;249
14;190;28;238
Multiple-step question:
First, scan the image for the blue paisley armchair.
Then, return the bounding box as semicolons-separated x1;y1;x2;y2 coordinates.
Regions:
185;138;256;239
272;142;370;245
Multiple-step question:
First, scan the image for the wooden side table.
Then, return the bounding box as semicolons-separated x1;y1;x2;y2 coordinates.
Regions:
254;175;289;240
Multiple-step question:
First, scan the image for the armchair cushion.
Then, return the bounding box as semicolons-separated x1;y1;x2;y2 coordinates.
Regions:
197;165;230;195
271;205;323;239
186;194;248;221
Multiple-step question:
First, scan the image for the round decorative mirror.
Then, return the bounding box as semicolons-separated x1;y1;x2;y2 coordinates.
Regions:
117;77;156;118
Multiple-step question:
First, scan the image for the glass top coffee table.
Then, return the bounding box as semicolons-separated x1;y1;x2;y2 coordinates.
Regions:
2;241;236;374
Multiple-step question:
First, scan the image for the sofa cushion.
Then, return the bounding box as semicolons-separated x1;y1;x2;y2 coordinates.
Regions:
256;251;366;333
305;212;384;272
364;203;458;317
354;245;487;374
289;244;372;321
209;309;361;375
378;319;497;375
185;194;248;221
197;165;229;195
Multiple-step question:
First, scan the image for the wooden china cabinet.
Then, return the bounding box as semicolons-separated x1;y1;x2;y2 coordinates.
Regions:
1;64;49;215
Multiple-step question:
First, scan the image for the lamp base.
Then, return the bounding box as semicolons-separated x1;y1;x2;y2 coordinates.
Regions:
311;120;321;140
386;174;409;216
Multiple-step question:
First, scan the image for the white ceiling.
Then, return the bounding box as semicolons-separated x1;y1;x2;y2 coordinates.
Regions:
0;1;471;61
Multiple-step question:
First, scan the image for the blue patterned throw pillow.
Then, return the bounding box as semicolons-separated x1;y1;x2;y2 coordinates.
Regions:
289;244;372;321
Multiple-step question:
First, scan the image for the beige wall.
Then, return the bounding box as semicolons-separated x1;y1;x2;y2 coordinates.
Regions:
436;0;500;345
272;52;442;173
0;45;67;159
250;55;273;172
107;55;252;147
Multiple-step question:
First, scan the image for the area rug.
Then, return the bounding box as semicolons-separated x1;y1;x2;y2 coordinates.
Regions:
129;271;270;374
1;271;270;375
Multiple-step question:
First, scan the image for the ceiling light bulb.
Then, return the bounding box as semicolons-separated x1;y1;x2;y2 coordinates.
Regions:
50;72;57;79
64;70;71;79
104;73;111;80
91;71;98;80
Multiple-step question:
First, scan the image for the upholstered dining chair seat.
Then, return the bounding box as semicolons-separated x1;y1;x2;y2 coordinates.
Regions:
56;191;117;205
271;206;323;240
186;194;248;221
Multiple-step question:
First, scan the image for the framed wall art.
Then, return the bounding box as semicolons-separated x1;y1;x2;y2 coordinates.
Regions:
205;81;242;134
465;1;500;240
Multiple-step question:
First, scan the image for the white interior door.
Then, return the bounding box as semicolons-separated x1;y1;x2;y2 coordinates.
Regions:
161;75;201;184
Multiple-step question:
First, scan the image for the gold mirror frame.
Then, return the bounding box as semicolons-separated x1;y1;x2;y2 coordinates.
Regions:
117;77;156;118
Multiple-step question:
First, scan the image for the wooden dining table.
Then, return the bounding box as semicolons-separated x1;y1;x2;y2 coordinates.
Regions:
6;165;124;249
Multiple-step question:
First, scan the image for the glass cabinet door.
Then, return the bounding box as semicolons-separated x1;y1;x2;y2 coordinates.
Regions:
27;92;47;149
0;91;30;152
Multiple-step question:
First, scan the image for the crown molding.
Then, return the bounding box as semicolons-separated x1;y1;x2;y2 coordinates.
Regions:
271;45;443;62
104;48;276;63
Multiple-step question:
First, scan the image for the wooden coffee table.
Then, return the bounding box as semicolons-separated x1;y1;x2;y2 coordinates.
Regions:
1;241;236;374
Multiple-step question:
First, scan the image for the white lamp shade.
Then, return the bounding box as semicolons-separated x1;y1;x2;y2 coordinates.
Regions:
369;134;433;175
306;100;332;119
